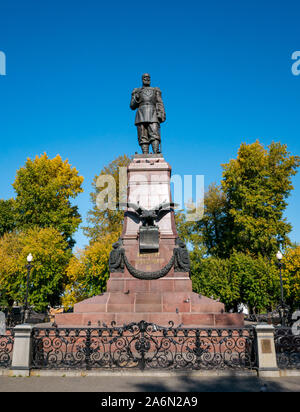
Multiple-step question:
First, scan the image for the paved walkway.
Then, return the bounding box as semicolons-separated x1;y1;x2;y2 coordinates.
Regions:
1;375;300;392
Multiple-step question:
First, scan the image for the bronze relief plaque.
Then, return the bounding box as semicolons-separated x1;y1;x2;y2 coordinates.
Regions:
261;339;272;354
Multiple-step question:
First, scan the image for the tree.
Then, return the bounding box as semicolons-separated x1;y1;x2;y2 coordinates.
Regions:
0;227;71;311
191;251;279;312
0;199;16;237
62;155;131;308
62;232;119;309
233;253;279;313
13;153;84;247
194;184;230;258
282;246;300;310
83;154;131;242
183;141;299;312
191;252;240;310
190;142;299;259
221;141;300;257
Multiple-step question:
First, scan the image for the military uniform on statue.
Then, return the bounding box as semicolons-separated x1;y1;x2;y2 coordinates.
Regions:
130;73;165;154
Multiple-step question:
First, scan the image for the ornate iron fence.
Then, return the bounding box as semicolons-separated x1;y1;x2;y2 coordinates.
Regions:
274;327;300;369
0;328;15;368
31;321;257;371
0;307;23;327
0;307;49;327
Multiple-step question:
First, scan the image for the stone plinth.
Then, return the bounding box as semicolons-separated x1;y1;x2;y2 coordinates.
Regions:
55;155;244;328
10;324;34;376
255;324;280;377
55;273;244;327
122;155;177;239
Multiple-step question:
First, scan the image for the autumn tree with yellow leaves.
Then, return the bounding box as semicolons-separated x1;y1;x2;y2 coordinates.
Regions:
62;155;131;309
282;246;300;310
62;232;119;309
0;153;84;310
13;153;84;247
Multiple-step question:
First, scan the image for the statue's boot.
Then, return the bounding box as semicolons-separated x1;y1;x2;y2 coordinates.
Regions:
141;144;149;154
151;140;160;154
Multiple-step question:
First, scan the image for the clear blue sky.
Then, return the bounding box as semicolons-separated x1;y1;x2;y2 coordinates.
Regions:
0;0;299;249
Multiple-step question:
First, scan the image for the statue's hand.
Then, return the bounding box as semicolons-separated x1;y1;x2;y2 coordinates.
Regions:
133;90;140;103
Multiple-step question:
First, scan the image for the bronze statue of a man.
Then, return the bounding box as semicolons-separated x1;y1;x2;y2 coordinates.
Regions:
130;73;166;154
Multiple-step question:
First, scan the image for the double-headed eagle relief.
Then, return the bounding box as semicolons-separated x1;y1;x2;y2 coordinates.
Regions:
120;201;176;252
121;201;176;227
130;73;166;154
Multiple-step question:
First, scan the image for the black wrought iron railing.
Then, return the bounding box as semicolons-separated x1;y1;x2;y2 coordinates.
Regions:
0;328;15;368
31;321;257;371
274;327;300;370
0;307;49;327
0;307;23;327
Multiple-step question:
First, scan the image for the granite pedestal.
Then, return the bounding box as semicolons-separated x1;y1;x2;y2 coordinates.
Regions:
55;155;243;327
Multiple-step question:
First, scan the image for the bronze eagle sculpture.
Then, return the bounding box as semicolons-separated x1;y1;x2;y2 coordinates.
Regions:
120;201;177;227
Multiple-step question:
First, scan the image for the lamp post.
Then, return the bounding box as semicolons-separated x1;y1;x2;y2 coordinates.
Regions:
24;253;33;323
276;250;284;305
276;250;289;326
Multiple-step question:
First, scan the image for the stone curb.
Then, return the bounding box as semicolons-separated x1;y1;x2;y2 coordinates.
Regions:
26;369;259;377
2;367;300;377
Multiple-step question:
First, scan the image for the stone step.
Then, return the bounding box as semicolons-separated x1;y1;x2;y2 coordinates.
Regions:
73;292;225;314
54;312;244;328
106;277;193;293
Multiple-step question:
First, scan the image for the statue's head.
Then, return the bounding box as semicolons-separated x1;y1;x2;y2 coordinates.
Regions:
142;73;151;87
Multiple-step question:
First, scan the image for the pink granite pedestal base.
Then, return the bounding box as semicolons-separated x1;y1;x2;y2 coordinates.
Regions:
55;302;243;328
55;274;244;327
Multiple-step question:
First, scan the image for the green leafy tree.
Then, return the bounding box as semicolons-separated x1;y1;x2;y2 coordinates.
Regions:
194;184;230;258
191;251;279;312
221;141;300;257
0;227;71;311
0;199;16;237
83;154;131;242
174;210;196;244
191;252;241;310
190;141;299;259
13;153;84;247
184;141;299;312
232;253;279;313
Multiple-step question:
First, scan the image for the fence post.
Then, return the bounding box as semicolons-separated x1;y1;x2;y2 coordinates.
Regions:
10;324;34;376
255;324;280;377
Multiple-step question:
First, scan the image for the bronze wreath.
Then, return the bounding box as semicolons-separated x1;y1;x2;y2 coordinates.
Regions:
123;253;175;280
